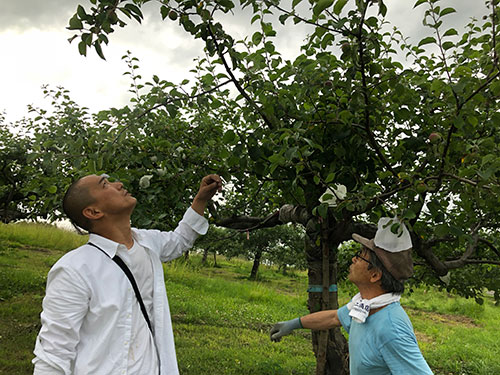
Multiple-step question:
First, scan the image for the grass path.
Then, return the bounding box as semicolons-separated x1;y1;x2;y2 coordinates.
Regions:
0;222;499;374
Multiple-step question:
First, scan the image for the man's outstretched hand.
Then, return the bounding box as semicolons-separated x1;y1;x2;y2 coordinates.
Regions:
270;318;302;342
191;174;223;215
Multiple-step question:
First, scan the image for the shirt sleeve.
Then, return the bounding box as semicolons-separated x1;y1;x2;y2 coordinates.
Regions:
136;207;209;262
33;358;65;375
337;305;352;334
33;265;90;375
380;335;434;375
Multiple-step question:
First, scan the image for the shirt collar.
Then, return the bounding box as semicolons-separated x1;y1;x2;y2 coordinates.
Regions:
87;233;126;258
87;229;145;258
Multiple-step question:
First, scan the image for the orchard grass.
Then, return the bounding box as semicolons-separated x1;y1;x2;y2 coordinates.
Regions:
0;224;499;374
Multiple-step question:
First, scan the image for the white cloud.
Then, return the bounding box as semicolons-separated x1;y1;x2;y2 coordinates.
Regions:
0;0;491;123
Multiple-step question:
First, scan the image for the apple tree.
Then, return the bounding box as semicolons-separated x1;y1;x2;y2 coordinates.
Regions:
61;0;500;373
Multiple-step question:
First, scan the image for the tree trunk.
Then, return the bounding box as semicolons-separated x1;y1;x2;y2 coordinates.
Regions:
305;217;349;375
281;264;287;275
249;249;262;280
213;204;350;373
202;247;209;264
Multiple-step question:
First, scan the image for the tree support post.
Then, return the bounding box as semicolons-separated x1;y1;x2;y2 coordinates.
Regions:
316;217;330;374
305;218;349;375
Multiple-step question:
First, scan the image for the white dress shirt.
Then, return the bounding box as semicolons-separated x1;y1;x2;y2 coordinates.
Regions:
33;207;208;375
118;240;158;375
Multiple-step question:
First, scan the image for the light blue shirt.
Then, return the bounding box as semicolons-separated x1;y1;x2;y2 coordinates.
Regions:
338;302;433;375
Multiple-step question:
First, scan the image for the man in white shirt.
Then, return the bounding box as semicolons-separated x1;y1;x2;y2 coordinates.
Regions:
32;173;222;375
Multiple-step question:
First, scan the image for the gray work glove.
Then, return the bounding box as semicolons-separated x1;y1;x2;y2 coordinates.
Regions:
270;317;302;342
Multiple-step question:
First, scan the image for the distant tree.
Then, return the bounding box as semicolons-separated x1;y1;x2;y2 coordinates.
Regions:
194;225;241;266
0;119;30;222
265;224;307;275
5;60;230;230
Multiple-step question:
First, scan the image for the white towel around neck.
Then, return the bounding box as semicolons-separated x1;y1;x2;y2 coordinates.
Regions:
347;292;401;323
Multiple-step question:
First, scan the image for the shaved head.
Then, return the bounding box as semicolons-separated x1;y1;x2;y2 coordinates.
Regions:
62;176;96;232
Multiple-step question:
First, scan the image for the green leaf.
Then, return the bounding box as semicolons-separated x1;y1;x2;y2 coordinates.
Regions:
318;204;328;218
366;16;378;27
82;33;93;46
321;33;334;49
435;224;449;237
292;0;303;7
490;80;500;96
333;0;347;15
222;130;237;144
278;14;290;24
94;41;106;60
449;225;463;237
124;3;143;18
413;0;427;8
440;7;456;17
78;41;87;56
325;173;335;183
252;32;263;45
47;185;57;194
160;6;169;20
313;0;334;16
402;209;416;220
418;37;436;47
262;22;275;37
269;153;285;164
251;14;260;24
430;79;443;93
442;41;454;50
166;104;178;118
218;0;234;10
68;15;83;30
443;28;458;37
390;223;401;235
467;116;478;126
77;5;87;19
379;0;387;17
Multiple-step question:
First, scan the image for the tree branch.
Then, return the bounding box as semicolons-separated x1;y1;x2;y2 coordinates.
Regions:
425;173;497;191
109;79;232;146
207;22;276;129
479;238;500;258
212;204;312;231
349;182;412;217
436;69;500;190
355;4;398;179
214;210;281;231
455;259;500;265
442;222;481;269
270;3;351;36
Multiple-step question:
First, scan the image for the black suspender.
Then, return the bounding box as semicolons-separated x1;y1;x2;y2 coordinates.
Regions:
87;242;153;333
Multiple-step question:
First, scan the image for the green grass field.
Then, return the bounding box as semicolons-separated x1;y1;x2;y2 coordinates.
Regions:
0;222;499;374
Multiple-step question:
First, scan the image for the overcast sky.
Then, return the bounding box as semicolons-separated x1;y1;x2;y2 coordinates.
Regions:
0;0;489;124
